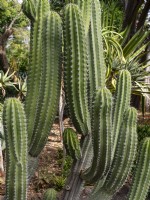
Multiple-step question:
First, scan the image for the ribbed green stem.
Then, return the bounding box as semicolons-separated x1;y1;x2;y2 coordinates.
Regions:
64;4;90;135
66;0;92;34
29;11;62;157
43;188;57;200
82;88;112;183
88;0;106;104
63;128;81;160
128;138;150;200
3;98;27;200
22;0;37;21
25;0;50;146
112;69;131;157
91;107;137;199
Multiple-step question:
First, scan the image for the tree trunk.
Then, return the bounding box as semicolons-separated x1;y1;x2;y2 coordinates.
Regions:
0;28;13;72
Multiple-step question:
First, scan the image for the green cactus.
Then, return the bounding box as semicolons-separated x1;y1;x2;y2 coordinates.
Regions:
90;107;137;200
65;0;92;34
63;128;81;160
3;0;148;200
128;138;150;200
88;0;106;102
43;188;57;200
3;98;27;200
61;1;139;199
82;88;112;183
29;10;62;157
23;0;50;146
64;3;90;135
22;0;37;21
22;0;62;157
112;69;131;157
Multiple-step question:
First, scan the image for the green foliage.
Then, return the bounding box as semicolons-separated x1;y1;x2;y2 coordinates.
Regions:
50;0;64;12
6;29;30;73
0;0;28;34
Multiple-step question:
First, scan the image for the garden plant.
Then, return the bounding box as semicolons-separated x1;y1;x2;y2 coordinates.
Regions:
1;0;150;200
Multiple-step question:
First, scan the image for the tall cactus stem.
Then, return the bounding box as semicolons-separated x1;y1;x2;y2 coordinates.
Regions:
82;88;112;183
64;4;90;135
24;0;50;146
128;137;150;200
29;11;62;157
88;0;106;104
3;98;27;200
90;107;137;199
112;69;131;157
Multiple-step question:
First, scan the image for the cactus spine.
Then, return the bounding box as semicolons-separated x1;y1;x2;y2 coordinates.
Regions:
29;11;62;157
63;128;81;160
64;4;90;135
128;138;150;200
43;188;57;200
3;98;27;200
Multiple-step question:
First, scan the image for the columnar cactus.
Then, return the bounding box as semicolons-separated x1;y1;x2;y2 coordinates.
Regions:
63;3;90;136
3;0;150;200
22;0;62;157
3;98;27;200
82;88;112;183
90;107;137;200
61;1;139;200
128;138;150;200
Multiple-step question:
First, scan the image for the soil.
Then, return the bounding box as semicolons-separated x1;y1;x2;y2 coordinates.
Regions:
0;116;150;200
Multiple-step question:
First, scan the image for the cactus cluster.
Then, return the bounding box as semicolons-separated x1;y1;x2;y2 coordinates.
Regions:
2;0;150;200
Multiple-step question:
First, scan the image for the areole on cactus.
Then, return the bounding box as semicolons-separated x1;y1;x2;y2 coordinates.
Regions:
2;0;150;200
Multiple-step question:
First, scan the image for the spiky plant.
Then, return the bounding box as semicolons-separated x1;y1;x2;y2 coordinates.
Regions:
22;0;62;157
3;0;150;200
3;98;27;200
63;128;81;160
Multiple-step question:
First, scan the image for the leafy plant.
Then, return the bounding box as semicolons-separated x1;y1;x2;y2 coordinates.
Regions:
0;69;17;96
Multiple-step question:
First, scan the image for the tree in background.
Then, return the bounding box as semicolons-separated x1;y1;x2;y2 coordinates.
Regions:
0;0;29;73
